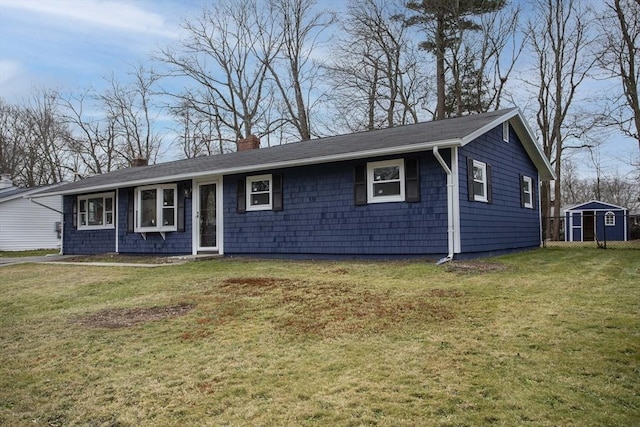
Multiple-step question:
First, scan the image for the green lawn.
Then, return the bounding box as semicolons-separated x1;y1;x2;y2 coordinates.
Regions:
0;248;638;426
0;249;59;257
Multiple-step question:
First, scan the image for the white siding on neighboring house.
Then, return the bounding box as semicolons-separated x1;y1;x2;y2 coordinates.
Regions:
0;191;62;251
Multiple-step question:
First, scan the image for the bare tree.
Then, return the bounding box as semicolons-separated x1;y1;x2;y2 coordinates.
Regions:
59;89;123;178
450;2;525;114
159;0;279;146
596;0;640;150
562;158;640;210
525;0;598;240
326;0;430;132
170;98;232;158
265;0;335;141
99;66;162;165
0;99;25;180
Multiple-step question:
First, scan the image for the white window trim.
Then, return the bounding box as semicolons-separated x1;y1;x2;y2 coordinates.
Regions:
472;160;488;203
502;122;510;142
77;192;115;230
134;184;178;232
604;211;615;226
367;159;405;204
522;176;533;209
246;174;273;211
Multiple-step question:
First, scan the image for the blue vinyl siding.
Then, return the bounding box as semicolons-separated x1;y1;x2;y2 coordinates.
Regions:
62;195;116;254
223;153;449;257
459;124;541;253
62;183;192;255
118;184;192;255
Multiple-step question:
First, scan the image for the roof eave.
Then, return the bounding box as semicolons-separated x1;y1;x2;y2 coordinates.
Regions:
33;139;463;197
460;108;555;181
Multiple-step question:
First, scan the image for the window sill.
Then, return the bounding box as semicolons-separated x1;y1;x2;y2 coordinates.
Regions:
78;225;115;231
246;205;272;211
367;197;405;204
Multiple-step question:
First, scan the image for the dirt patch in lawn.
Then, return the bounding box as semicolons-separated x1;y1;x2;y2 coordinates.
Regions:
445;261;508;274
76;303;195;329
215;277;460;338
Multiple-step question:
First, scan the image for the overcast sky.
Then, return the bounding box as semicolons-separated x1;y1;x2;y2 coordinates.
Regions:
0;0;637;179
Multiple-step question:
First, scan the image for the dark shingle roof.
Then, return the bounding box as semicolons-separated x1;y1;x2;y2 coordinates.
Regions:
34;108;553;196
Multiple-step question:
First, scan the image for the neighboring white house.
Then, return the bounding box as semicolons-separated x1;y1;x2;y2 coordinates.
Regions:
0;176;63;251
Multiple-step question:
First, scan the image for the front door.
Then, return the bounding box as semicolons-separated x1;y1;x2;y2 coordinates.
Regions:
197;182;218;251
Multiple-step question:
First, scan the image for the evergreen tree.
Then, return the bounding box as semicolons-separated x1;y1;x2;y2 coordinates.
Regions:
404;0;506;119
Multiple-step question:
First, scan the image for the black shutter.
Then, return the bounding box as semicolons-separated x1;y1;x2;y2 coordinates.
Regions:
354;164;367;206
467;158;474;201
520;175;526;208
237;178;246;213
405;158;420;203
127;190;135;232
486;164;493;204
72;197;77;229
272;174;283;211
177;186;185;232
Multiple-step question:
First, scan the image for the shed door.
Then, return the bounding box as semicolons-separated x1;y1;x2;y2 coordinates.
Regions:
583;211;595;241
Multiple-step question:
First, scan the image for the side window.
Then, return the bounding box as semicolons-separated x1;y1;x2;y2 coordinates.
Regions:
354;158;419;206
237;174;283;213
521;175;534;209
246;174;272;211
467;158;492;203
472;160;487;202
77;192;114;230
367;159;405;203
604;211;615;226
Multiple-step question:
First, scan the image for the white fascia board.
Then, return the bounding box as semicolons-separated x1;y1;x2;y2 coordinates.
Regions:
460;108;555;181
459;109;519;145
565;200;628;212
34;140;462;197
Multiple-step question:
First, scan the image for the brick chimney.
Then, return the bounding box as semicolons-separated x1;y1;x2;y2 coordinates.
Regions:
237;134;260;152
131;157;148;167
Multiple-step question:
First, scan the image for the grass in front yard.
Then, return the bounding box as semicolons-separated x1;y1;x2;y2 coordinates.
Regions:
0;249;638;426
0;249;59;257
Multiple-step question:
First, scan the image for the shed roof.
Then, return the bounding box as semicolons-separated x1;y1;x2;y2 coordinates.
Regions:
33;108;554;197
564;200;628;212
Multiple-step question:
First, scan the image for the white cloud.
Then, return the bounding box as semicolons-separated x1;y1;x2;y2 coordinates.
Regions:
0;60;21;85
0;0;176;38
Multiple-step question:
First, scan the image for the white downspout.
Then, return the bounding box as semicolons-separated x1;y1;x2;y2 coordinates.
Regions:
433;146;455;264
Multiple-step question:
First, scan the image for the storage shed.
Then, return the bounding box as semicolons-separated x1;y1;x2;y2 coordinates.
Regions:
564;200;629;242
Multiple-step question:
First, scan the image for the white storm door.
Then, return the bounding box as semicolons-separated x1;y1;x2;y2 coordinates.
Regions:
196;181;219;252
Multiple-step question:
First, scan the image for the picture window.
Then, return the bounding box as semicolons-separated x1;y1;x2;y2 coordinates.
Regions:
78;192;114;230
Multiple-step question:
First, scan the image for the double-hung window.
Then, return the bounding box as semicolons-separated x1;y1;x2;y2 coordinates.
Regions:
135;184;177;232
472;160;488;202
367;159;405;203
78;192;114;230
521;175;533;209
246;174;272;211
